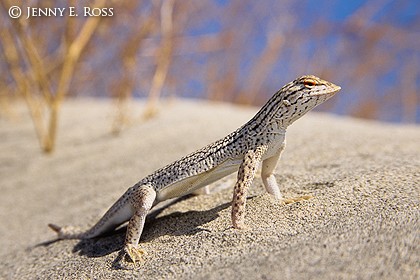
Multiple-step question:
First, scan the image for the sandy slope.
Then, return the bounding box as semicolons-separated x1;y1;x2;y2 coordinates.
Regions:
0;99;418;279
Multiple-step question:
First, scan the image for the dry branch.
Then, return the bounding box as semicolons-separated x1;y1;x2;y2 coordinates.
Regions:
143;0;175;119
0;0;106;153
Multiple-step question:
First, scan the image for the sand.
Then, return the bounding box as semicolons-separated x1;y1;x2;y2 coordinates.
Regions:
0;99;418;279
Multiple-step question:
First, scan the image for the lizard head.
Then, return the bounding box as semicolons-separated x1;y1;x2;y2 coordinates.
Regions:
278;75;341;126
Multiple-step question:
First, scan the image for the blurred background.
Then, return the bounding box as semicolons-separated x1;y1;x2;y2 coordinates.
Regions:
0;0;419;153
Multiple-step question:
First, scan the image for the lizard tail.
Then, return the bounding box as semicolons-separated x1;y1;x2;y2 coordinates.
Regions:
48;192;134;240
48;223;92;239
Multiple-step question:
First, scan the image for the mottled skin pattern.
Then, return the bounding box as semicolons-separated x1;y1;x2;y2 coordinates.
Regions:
231;147;267;229
49;75;341;263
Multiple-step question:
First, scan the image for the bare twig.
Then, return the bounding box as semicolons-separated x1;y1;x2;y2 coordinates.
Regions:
111;14;156;135
0;0;106;153
143;0;175;119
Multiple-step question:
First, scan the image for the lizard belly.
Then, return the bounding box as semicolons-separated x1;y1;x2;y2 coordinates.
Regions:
156;158;242;202
263;135;285;159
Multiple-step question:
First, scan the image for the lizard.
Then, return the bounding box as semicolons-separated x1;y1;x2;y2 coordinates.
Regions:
49;75;341;263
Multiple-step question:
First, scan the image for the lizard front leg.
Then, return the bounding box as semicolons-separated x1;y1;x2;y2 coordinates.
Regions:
262;141;312;204
261;141;285;199
124;185;156;263
231;146;267;229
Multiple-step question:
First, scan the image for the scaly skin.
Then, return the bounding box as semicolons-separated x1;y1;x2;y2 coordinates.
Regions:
49;75;341;263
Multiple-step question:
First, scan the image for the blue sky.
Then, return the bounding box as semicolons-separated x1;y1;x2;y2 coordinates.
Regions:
178;0;420;122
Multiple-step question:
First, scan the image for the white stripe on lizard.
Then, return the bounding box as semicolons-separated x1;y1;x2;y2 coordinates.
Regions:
49;75;341;263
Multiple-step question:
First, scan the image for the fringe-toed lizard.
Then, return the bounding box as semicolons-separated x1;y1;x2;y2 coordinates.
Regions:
49;75;341;263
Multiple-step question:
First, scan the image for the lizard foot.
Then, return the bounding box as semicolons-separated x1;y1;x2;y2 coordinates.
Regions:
124;244;147;263
233;223;249;230
281;195;313;204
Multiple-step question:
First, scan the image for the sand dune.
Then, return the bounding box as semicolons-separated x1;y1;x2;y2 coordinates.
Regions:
0;99;418;279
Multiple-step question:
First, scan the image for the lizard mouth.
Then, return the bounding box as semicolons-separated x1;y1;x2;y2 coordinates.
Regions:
310;85;341;96
327;85;341;96
331;85;341;93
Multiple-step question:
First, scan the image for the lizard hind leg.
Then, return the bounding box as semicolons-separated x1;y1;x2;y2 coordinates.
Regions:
123;185;156;263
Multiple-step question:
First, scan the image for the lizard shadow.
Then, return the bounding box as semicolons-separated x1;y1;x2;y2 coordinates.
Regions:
70;194;235;262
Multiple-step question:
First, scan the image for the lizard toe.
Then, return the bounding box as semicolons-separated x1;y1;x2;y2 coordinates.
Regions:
124;244;147;264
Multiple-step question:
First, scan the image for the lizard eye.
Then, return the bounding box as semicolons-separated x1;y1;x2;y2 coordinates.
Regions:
303;78;317;88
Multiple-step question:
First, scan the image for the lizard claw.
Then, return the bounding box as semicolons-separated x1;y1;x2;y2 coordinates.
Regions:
124;244;147;263
281;195;313;204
